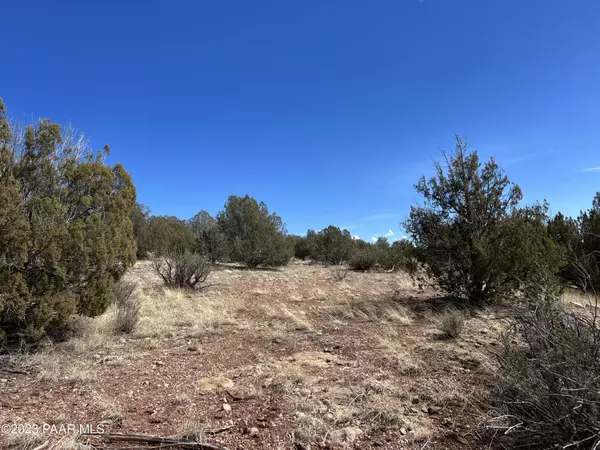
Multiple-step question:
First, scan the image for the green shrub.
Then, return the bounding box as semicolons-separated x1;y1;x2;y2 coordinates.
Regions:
379;239;415;272
153;252;212;289
287;235;311;260
0;98;136;341
217;195;292;268
189;210;229;263
131;202;151;258
307;226;354;264
146;215;197;256
549;195;600;292
404;135;560;303
349;246;379;271
490;283;600;449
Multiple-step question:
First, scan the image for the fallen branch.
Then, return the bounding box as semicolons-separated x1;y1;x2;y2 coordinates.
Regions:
83;432;229;450
205;425;233;436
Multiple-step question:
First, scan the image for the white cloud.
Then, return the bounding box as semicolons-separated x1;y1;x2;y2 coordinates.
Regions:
361;212;401;221
352;235;361;241
583;167;600;173
371;229;396;242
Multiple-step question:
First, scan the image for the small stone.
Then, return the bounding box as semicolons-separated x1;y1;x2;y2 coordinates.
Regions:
272;338;282;344
428;406;442;415
188;346;198;352
399;427;407;435
0;379;7;383
154;361;164;366
222;403;232;412
330;426;363;446
248;427;259;437
442;417;453;426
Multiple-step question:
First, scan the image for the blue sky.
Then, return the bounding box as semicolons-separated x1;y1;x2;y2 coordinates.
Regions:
2;1;600;241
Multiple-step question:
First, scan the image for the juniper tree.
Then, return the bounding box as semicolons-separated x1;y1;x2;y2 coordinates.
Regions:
405;135;559;302
0;97;137;340
217;195;291;267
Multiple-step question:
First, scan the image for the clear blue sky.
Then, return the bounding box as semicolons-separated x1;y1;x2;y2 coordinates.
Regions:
2;1;600;241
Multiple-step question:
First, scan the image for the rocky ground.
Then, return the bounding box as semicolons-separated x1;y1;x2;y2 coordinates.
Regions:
0;261;506;449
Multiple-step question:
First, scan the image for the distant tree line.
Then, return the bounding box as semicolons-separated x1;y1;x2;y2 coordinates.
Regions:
132;204;417;274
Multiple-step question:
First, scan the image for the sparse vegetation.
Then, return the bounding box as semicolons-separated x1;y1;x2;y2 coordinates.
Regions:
113;281;140;334
490;283;600;449
3;119;600;450
437;309;465;339
330;265;348;281
153;252;212;289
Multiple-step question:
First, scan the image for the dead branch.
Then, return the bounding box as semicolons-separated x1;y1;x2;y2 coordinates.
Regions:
83;432;229;450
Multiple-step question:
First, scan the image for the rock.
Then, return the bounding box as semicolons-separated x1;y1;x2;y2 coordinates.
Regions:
399;427;407;435
222;403;232;412
442;417;453;426
0;379;8;383
187;346;198;352
248;427;259;438
427;406;442;415
330;426;363;446
154;360;164;366
227;385;257;401
272;338;282;344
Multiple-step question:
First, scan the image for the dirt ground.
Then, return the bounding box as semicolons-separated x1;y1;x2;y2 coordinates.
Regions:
0;261;506;450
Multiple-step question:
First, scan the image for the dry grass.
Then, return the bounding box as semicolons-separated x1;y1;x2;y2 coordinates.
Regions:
327;297;413;325
437;309;466;339
94;395;124;427
134;287;240;338
3;260;500;449
330;266;348;282
35;308;121;383
3;432;92;450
